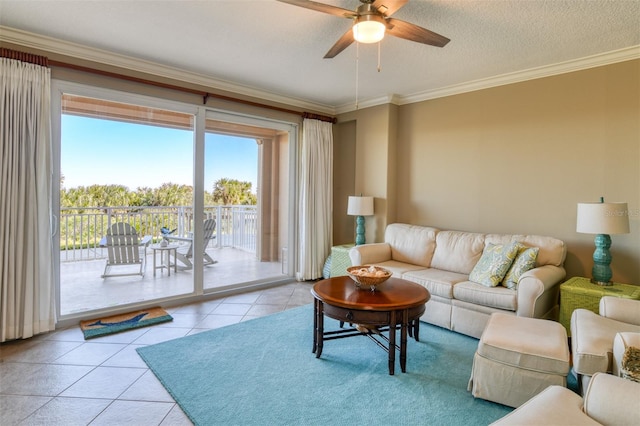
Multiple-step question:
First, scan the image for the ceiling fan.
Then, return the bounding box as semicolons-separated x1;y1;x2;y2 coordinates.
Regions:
277;0;450;58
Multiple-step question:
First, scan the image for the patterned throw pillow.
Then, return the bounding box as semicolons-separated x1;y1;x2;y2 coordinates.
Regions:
502;244;539;290
469;242;519;287
621;345;640;382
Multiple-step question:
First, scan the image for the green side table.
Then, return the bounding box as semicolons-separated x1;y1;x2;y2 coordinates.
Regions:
330;244;355;277
558;276;640;335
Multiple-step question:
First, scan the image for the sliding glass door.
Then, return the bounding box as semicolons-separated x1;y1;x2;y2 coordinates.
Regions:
52;82;298;319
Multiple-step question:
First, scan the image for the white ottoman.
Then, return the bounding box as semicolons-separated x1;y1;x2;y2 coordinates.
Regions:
468;313;570;408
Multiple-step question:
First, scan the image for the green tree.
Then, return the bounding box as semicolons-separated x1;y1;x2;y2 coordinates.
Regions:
93;184;130;207
154;183;193;206
213;178;257;205
60;184;131;208
130;186;158;207
59;180;250;209
204;190;216;206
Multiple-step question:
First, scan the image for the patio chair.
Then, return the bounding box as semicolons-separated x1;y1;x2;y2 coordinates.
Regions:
101;222;152;278
166;218;217;270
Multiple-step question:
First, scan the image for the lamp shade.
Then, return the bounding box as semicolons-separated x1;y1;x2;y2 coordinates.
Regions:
576;202;630;235
347;196;374;216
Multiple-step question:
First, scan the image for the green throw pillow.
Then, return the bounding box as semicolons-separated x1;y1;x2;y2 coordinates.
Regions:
502;244;539;289
469;242;519;287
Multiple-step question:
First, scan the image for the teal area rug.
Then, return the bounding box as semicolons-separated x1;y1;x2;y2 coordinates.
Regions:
137;304;512;425
80;307;173;339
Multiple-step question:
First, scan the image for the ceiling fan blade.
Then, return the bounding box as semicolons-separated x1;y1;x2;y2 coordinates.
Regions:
324;28;355;58
371;0;408;17
386;18;450;47
276;0;356;19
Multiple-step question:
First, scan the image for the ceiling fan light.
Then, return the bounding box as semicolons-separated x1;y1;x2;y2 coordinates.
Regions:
353;17;386;44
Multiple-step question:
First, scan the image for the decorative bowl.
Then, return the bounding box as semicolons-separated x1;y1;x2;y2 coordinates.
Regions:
347;265;392;291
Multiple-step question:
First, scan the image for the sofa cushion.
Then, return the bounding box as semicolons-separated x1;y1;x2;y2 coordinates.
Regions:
518;235;566;267
384;223;438;268
502;244;539;290
430;231;485;274
485;234;566;267
370;260;426;278
453;281;517;311
402;268;469;299
469;243;519;287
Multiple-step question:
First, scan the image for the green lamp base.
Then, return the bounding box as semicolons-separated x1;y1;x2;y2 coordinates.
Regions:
591;234;613;286
355;215;366;246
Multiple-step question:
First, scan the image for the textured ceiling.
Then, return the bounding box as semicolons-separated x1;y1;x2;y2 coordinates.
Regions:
1;0;639;113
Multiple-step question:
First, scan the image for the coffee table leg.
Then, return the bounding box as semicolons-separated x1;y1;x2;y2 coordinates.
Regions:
312;299;318;353
388;310;396;375
315;300;324;358
414;319;420;342
400;310;408;373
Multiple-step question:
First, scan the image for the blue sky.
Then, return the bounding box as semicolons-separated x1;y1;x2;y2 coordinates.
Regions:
61;115;258;193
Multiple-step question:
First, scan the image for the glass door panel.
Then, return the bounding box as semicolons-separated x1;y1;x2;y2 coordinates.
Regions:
203;118;289;290
59;94;195;315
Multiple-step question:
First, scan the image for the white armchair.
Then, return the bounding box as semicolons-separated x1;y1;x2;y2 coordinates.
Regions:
571;296;640;394
491;372;640;425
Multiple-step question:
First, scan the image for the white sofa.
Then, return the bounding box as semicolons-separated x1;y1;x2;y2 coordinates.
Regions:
349;223;567;338
491;372;640;425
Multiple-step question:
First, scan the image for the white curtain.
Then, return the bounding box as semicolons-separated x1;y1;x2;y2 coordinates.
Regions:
296;118;333;280
0;57;55;342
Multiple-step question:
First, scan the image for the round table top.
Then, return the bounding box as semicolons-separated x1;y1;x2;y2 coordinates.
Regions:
150;244;179;250
312;276;430;311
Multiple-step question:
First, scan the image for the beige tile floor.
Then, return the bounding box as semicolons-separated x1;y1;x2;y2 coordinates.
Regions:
0;281;315;425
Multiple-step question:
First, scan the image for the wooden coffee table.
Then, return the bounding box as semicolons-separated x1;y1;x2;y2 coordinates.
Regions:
311;276;430;375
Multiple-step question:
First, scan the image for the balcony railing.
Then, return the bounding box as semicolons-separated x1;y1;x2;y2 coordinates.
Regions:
59;205;257;262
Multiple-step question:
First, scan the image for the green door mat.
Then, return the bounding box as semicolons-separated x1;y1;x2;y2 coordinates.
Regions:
80;307;173;339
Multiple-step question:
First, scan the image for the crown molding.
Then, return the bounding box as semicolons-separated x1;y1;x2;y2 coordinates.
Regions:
3;26;638;116
398;45;640;106
0;26;337;115
336;45;640;114
334;94;401;115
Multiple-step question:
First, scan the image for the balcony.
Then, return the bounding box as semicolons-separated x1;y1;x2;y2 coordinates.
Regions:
59;205;287;316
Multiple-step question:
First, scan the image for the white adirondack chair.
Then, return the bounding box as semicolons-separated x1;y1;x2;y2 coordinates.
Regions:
166;218;217;270
101;222;152;278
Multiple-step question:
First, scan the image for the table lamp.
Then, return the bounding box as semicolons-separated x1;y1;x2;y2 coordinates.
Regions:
347;195;374;245
576;197;630;285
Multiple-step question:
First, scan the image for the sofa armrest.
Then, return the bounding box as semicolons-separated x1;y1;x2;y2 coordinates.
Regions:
349;243;392;266
583;372;640;425
599;296;640;326
516;265;566;318
490;385;597;426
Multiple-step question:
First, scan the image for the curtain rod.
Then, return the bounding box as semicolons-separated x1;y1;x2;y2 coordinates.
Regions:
48;59;336;124
1;48;49;67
